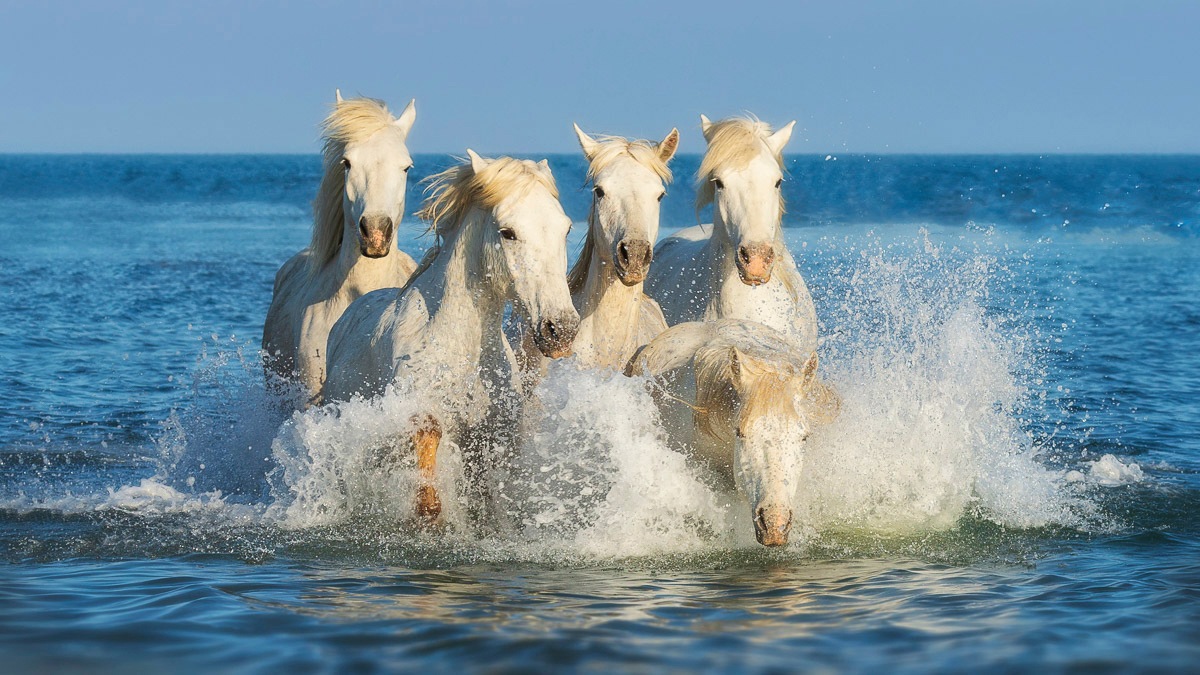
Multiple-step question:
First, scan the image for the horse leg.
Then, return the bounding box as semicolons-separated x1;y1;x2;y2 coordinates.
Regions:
412;414;443;525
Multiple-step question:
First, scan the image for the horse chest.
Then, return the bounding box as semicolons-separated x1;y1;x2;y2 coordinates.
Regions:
710;275;794;332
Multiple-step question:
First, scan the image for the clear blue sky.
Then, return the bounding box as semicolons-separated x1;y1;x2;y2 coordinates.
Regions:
1;0;1196;154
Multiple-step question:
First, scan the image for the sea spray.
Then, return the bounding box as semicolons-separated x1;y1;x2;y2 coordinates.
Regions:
512;363;736;555
155;339;288;501
800;229;1081;531
266;383;468;530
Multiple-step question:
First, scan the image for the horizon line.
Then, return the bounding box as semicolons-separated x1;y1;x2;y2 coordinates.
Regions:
4;150;1200;158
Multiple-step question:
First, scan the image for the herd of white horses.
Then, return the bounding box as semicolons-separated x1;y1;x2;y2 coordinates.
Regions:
262;92;840;546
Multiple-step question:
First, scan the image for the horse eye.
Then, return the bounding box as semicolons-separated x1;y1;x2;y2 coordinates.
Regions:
593;186;605;199
712;178;724;190
775;178;783;188
657;191;666;202
499;228;517;241
403;165;412;173
341;158;351;170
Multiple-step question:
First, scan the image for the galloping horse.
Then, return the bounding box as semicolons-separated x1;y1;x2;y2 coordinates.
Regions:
263;92;418;405
323;151;579;524
626;319;840;546
644;115;819;356
515;124;678;378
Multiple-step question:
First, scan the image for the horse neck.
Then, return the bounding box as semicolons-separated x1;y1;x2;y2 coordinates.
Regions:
704;210;740;286
413;208;506;361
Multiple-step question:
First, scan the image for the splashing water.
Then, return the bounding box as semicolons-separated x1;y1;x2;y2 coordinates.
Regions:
9;229;1109;560
799;230;1081;532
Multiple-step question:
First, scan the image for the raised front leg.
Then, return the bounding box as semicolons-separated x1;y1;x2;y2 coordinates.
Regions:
412;414;443;525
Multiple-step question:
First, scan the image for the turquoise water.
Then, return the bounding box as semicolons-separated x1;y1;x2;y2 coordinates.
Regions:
1;154;1198;671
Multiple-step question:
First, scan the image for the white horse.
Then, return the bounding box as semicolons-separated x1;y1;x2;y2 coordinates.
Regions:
262;91;418;405
644;115;819;356
514;124;678;376
323;151;579;524
626;319;840;546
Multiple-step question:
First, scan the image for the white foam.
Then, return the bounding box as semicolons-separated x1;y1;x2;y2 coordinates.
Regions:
1065;454;1146;487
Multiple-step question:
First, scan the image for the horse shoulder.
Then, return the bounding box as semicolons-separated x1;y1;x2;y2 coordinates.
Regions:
324;286;422;401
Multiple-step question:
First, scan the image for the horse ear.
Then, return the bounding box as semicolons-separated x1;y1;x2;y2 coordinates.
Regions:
801;352;818;386
658;128;680;163
700;114;714;141
729;346;742;379
466;149;488;174
573;123;600;161
537;158;553;178
393;99;416;137
335;89;344;104
766;120;796;156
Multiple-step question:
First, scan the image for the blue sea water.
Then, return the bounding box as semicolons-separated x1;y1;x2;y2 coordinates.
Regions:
1;153;1198;672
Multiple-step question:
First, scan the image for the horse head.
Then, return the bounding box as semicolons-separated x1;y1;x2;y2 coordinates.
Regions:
466;150;580;358
574;124;679;285
696;115;795;286
333;91;416;258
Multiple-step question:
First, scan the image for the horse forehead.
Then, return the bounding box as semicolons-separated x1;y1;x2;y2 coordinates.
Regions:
496;188;569;231
721;152;780;183
347;125;411;162
595;155;662;190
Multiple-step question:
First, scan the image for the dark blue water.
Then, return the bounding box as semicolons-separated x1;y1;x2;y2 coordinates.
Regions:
1;154;1198;672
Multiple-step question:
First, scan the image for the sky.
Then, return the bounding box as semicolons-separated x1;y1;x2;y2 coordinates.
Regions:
0;0;1197;154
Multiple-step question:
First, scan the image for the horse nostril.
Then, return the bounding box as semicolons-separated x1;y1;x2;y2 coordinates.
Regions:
359;217;369;237
763;248;776;264
738;245;751;264
618;242;630;265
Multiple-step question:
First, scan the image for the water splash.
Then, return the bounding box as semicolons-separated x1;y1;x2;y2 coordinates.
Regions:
4;228;1126;561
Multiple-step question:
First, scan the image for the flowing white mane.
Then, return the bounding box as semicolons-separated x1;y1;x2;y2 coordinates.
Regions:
568;136;673;293
310;97;400;270
418;156;559;238
694;116;786;214
406;155;559;281
583;135;673;184
692;322;810;440
630;320;838;441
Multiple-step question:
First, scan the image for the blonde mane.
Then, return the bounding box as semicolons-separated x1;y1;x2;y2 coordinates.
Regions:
694;116;786;214
692;322;811;440
309;97;399;271
418;156;559;238
568;136;673;294
406;155;558;282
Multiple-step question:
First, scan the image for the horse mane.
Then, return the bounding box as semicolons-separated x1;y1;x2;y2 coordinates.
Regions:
568;136;673;294
407;155;558;281
694;115;786;214
309;97;399;272
692;320;813;440
567;212;597;296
